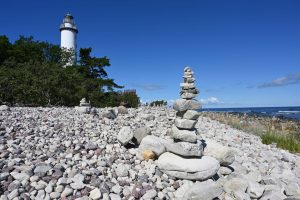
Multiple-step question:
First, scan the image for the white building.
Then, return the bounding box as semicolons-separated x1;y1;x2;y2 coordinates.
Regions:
59;13;78;65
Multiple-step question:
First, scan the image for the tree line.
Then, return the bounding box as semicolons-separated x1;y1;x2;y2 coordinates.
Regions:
0;35;139;107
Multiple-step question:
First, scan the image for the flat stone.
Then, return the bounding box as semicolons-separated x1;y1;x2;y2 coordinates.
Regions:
75;106;91;114
171;125;197;143
133;126;151;144
10;171;30;181
165;141;203;157
173;99;201;112
157;152;220;181
117;126;133;145
175;118;197;129
178;110;200;120
181;93;198;99
50;192;61;199
183;179;223;200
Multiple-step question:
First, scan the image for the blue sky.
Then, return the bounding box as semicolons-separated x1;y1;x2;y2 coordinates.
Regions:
1;0;300;107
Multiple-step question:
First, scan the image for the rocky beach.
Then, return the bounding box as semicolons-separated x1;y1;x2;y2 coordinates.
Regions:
0;105;300;200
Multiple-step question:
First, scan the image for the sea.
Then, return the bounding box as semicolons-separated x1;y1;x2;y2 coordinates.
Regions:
199;106;300;121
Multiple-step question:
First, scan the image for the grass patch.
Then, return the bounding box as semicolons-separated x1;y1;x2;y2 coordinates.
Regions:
261;132;300;153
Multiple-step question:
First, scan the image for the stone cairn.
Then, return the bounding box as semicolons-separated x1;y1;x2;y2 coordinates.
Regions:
75;98;91;114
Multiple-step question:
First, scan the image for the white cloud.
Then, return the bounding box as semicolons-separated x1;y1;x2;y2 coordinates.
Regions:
200;97;223;105
258;72;300;88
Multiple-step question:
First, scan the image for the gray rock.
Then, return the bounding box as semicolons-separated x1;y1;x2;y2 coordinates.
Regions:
85;142;97;150
109;193;121;200
75;106;91;114
61;187;73;197
260;190;287;200
171;125;197;143
133;126;151;144
50;192;61;199
165;141;203;157
224;178;248;194
10;172;30;181
115;164;129;177
157;152;220;181
247;180;265;199
0;105;10;111
173;99;201;112
183;179;223;200
142;189;157;199
103;109;117;119
34;163;52;176
174;118;197;129
117;106;128;114
89;188;101;200
117;126;133;145
181;110;200;120
285;182;300;196
202;139;235;166
7;189;19;200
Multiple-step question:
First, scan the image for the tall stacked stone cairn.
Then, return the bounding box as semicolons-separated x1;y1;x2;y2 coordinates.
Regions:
155;66;235;181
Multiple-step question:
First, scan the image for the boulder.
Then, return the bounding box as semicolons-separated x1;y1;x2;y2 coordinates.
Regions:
202;139;235;166
118;106;128;114
183;179;223;200
173;99;201;112
133;127;151;144
165;141;203;157
117;126;133;145
157;152;220;181
103;109;117;119
136;135;169;160
75;106;91;114
171;125;197;143
175;118;197;129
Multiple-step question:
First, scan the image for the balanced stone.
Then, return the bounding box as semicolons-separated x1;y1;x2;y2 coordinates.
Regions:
157;152;220;180
171;125;197;143
165;141;203;157
173;99;201;112
174;118;197;129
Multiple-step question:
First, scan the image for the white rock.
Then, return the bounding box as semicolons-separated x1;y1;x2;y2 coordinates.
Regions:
171;125;197;143
174;118;197;129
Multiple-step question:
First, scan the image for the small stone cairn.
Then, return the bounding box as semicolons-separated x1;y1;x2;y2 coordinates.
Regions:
75;98;91;114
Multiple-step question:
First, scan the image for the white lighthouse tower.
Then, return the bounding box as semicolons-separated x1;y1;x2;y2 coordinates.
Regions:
59;13;78;65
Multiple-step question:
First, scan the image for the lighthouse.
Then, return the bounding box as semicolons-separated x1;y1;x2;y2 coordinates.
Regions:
59;13;78;65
